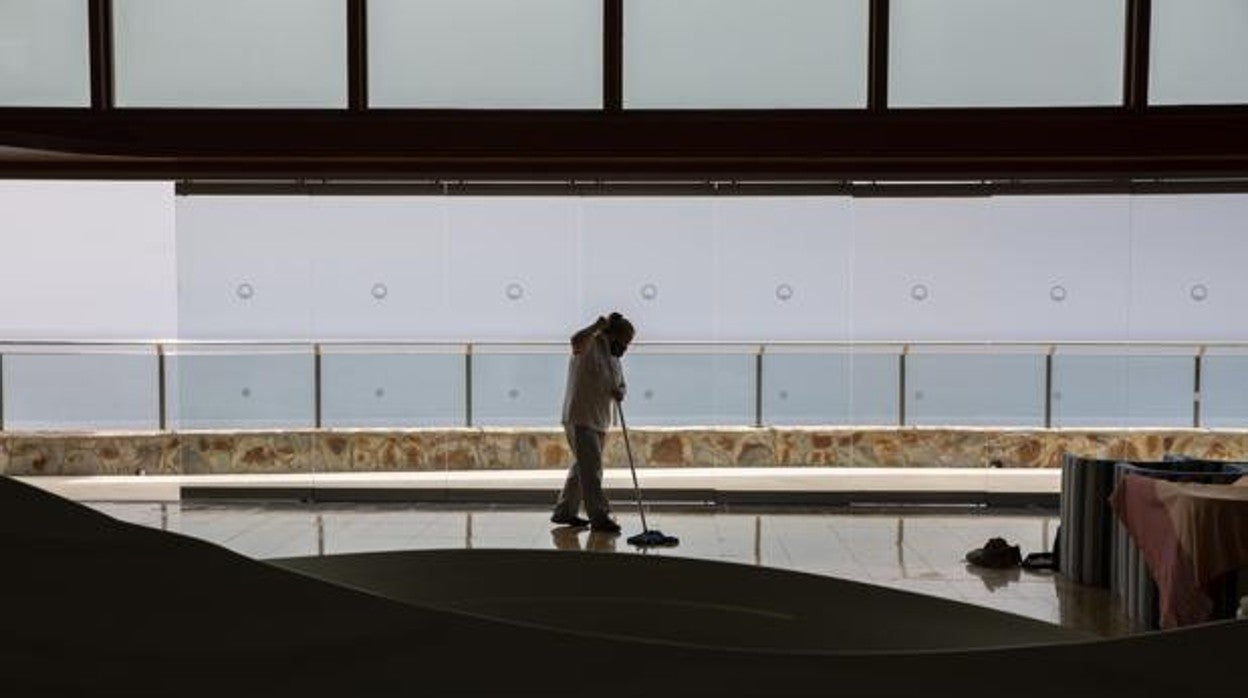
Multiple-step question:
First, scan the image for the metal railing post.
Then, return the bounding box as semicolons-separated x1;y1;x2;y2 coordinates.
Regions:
157;343;167;431
754;345;764;428
0;352;5;432
1044;345;1054;428
1194;347;1204;428
898;345;908;426
465;343;473;427
314;344;323;429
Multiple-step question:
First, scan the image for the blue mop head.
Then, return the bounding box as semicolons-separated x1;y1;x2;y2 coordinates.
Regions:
627;529;680;547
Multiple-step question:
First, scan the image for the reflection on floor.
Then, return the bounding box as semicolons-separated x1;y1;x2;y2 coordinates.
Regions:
88;501;1133;637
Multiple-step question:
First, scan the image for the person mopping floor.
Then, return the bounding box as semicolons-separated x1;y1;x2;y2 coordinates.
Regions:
550;313;634;533
549;312;678;547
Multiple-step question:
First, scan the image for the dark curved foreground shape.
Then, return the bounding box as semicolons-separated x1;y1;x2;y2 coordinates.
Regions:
2;476;1244;697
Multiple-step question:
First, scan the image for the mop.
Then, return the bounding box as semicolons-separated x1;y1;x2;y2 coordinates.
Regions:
617;401;679;547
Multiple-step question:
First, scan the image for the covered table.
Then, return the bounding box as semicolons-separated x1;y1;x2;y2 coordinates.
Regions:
1110;474;1248;628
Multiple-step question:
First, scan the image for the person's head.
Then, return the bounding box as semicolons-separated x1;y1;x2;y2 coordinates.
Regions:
605;312;634;357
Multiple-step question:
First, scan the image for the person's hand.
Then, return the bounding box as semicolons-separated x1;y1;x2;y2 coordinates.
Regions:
613;389;625;402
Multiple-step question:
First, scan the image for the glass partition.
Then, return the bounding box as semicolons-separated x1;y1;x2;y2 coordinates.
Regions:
762;347;899;426
1;346;158;431
320;346;465;428
0;0;90;106
470;348;566;427
165;345;315;429
623;349;755;426
1198;350;1248;428
905;349;1046;427
1051;348;1195;428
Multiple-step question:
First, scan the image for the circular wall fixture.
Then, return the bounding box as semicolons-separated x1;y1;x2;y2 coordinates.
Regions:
1190;283;1209;302
371;282;388;300
505;282;524;301
507;388;520;399
1049;284;1068;302
910;283;929;302
775;283;794;302
374;387;385;398
643;389;655;400
236;282;255;300
640;283;658;301
241;387;251;398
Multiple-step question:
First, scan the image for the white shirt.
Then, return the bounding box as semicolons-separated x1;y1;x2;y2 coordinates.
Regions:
560;334;626;432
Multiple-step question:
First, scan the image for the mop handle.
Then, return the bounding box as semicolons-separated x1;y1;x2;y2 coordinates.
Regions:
616;400;649;532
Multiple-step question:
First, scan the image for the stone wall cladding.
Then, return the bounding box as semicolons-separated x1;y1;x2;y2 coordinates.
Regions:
3;428;1248;475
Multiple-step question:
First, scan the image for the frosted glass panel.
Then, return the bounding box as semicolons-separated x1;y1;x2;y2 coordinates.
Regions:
2;353;158;430
471;353;566;426
369;0;601;108
890;0;1124;106
762;353;898;426
114;0;346;107
906;354;1045;426
623;354;754;427
624;0;869;108
1150;0;1248;105
321;352;465;428
1198;355;1248;428
167;351;315;429
0;0;90;106
1051;354;1193;427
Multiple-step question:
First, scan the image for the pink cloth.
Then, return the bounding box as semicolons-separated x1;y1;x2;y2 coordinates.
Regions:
1111;474;1248;627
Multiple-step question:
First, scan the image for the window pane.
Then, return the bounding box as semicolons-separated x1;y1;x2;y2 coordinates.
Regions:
1150;0;1248;105
369;0;601;108
890;0;1124;107
624;0;868;108
114;0;346;108
906;352;1045;427
2;351;158;431
0;0;90;106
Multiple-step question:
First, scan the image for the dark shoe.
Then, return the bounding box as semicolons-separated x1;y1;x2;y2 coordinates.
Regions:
590;519;621;533
551;514;590;528
965;537;1022;569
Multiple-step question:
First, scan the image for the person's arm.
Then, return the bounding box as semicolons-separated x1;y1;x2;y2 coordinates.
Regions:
570;316;608;355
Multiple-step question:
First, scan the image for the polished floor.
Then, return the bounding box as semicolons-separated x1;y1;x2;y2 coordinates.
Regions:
87;500;1134;637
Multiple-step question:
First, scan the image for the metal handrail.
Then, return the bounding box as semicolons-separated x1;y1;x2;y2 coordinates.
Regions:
0;339;1239;432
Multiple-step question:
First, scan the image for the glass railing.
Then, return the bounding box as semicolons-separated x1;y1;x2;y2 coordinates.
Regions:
1;341;1244;432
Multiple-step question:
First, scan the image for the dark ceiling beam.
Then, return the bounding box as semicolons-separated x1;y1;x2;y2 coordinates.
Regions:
1124;0;1152;111
2;106;1248;180
88;0;114;110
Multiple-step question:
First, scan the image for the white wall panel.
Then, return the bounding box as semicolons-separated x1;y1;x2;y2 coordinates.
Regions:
849;198;992;341
446;198;580;341
0;181;176;339
176;196;315;339
982;196;1131;340
580;198;717;341
309;197;448;340
714;197;851;340
1128;195;1248;340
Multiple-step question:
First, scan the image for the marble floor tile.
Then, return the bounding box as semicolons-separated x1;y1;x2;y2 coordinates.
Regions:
87;501;1134;637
